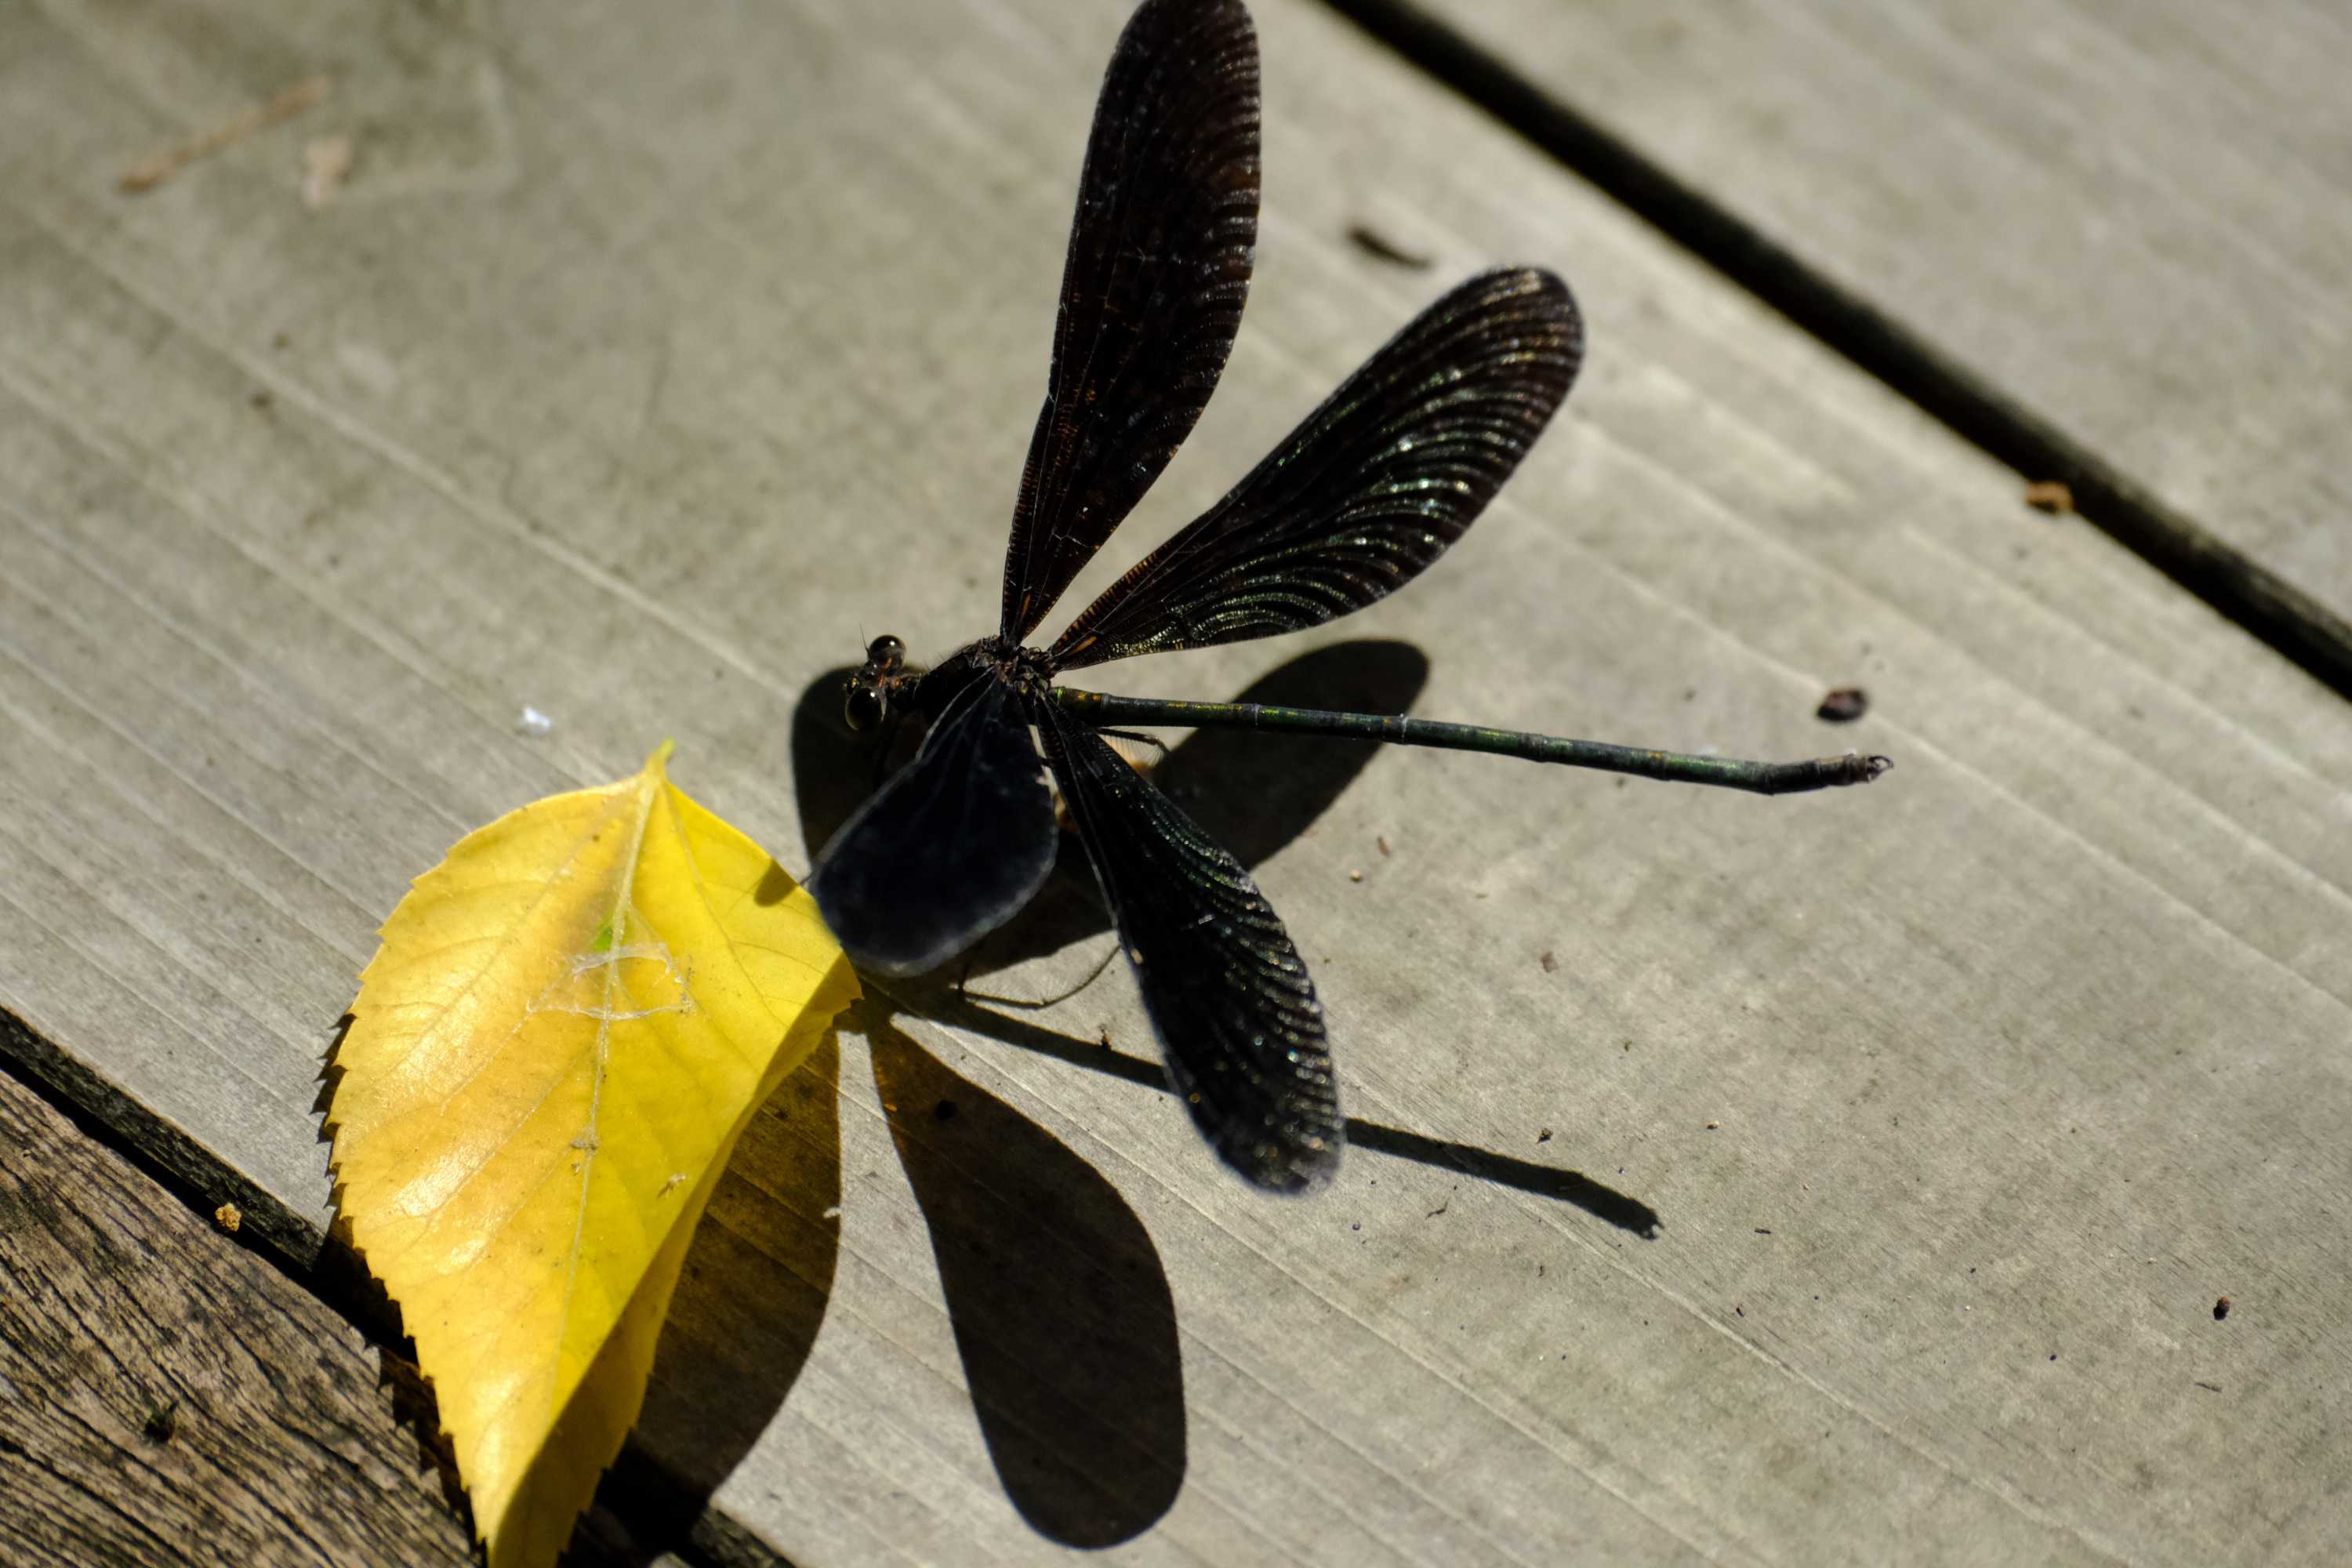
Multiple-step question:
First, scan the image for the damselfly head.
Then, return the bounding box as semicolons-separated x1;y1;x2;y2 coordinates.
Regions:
843;633;913;731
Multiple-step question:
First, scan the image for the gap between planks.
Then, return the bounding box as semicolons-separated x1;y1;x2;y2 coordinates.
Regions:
1314;0;2352;704
0;1014;751;1568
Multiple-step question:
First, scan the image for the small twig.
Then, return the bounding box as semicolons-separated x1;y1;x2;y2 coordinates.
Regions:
120;74;332;194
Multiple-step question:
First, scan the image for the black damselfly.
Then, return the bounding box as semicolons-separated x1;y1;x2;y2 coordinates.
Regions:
808;0;1888;1193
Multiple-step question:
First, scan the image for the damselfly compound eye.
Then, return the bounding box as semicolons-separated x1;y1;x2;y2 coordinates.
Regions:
843;684;887;732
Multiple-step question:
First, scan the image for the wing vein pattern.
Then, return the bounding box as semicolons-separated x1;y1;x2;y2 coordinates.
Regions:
1001;0;1261;642
1036;695;1341;1192
1048;267;1580;668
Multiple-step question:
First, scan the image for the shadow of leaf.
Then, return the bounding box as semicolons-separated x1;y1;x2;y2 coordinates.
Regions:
593;1036;845;1556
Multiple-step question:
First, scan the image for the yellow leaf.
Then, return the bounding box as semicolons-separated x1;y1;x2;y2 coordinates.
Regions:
328;742;857;1566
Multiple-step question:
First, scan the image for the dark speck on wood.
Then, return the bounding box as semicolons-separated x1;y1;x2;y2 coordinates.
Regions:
1817;687;1869;722
1345;223;1432;270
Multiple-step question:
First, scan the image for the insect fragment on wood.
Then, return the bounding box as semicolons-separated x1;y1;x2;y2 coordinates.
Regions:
807;0;1889;1194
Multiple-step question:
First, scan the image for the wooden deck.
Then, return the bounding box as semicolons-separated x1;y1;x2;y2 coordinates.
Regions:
2;0;2345;1563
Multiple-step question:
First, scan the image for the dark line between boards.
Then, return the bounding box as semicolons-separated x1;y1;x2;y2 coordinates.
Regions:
0;1007;757;1568
0;1005;320;1271
1317;0;2352;705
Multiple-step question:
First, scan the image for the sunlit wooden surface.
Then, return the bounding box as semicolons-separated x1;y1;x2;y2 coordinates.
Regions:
2;0;2345;1562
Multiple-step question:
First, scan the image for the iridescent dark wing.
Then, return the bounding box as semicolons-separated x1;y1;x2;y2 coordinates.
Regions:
1000;0;1260;644
1035;696;1341;1192
809;676;1058;978
1045;267;1580;670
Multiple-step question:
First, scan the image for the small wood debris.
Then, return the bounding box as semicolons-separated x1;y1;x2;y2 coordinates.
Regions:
2213;1295;2231;1321
1704;1120;1721;1131
1425;1202;1448;1218
212;1202;241;1234
121;74;332;194
2194;1380;2223;1392
1539;950;1558;973
1755;1228;1773;1235
302;133;354;208
1817;687;1869;722
2024;480;2075;515
1376;835;1392;857
1346;223;1432;270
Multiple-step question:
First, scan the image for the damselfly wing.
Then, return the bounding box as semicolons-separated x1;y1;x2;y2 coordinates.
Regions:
808;0;1882;1193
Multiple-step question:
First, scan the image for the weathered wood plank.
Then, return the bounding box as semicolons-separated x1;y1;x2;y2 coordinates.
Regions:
0;1069;477;1565
1362;0;2352;682
0;0;2346;1564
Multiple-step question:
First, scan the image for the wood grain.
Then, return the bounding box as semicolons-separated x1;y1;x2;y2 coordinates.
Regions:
0;0;2346;1563
1367;0;2352;681
0;1069;475;1566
